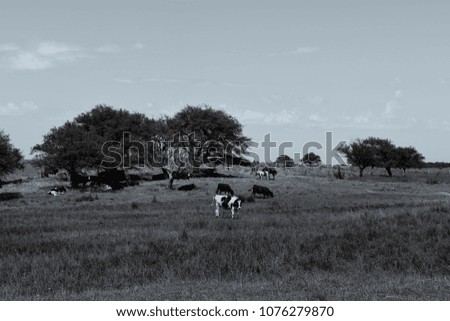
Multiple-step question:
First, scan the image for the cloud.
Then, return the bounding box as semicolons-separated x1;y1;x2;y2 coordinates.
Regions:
309;113;327;123
0;41;120;71
95;44;120;53
0;43;19;52
270;47;319;56
132;42;144;50
0;101;39;116
382;100;402;119
10;52;53;70
289;47;319;54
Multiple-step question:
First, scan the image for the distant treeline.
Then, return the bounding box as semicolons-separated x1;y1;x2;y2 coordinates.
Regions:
423;162;450;168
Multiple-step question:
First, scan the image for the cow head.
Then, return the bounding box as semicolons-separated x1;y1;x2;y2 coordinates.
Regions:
231;196;243;210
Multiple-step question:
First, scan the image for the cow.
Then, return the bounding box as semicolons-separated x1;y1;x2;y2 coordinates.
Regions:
250;185;274;198
97;169;127;190
263;167;277;180
70;172;90;188
216;183;234;196
256;170;268;179
212;195;243;219
48;186;67;196
178;183;196;191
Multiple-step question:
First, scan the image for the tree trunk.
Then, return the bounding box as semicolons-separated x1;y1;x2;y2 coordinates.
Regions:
385;167;392;177
359;167;364;177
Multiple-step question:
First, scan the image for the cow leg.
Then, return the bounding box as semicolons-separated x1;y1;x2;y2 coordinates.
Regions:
215;205;220;217
231;208;234;219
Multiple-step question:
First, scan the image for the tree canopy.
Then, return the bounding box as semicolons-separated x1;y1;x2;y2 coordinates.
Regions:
302;152;321;166
339;137;425;177
167;105;251;168
32;104;251;173
0;130;24;179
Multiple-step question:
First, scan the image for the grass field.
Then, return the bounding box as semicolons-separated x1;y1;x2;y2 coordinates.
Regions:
1;166;449;300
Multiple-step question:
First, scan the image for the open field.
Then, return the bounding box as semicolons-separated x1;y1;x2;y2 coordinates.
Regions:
1;166;449;300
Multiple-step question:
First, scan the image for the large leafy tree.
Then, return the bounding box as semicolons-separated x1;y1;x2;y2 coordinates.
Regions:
166;105;251;168
395;146;425;173
0;130;24;180
364;137;397;176
32;121;104;172
302;152;321;166
339;138;376;177
32;105;164;172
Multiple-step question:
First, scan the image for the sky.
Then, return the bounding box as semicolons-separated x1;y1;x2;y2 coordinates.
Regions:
1;0;450;163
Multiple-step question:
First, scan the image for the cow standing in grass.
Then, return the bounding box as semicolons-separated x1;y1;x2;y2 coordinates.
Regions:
216;183;234;196
263;167;277;180
212;195;243;219
256;170;268;180
250;185;274;198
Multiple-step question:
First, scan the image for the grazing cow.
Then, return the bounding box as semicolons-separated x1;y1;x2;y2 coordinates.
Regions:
256;170;268;179
178;183;196;191
216;183;234;196
212;195;243;219
250;185;274;198
263;167;277;180
48;186;67;196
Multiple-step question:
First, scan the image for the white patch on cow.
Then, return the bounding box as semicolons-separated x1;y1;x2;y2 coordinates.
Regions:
255;170;268;179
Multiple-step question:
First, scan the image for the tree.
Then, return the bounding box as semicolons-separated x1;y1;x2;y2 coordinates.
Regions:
339;138;375;177
0;130;24;180
32;121;104;173
166;105;251;169
363;137;397;176
276;154;295;167
302;152;321;166
395;146;425;173
32;105;163;172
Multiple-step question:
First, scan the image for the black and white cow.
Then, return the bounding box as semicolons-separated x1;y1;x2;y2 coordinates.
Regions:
250;185;274;198
212;195;243;219
216;183;234;196
255;170;268;179
48;186;67;196
263;167;277;180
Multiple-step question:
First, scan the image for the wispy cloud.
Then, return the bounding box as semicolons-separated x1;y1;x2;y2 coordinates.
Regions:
0;41;121;71
0;101;39;116
0;43;19;52
270;47;319;56
132;42;144;50
94;44;120;53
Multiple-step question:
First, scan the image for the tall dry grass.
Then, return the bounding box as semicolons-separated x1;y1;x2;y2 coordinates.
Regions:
1;173;449;300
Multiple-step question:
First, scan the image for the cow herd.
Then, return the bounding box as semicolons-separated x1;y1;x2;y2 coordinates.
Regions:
46;166;278;219
212;167;276;218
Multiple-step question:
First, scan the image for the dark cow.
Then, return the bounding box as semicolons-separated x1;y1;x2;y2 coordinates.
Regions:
263;167;277;180
70;172;90;188
250;185;274;198
98;169;127;190
127;174;141;186
48;186;67;196
212;195;243;219
216;183;234;196
178;183;196;191
151;173;167;181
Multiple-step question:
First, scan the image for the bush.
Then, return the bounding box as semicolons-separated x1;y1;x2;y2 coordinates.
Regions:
0;192;23;202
